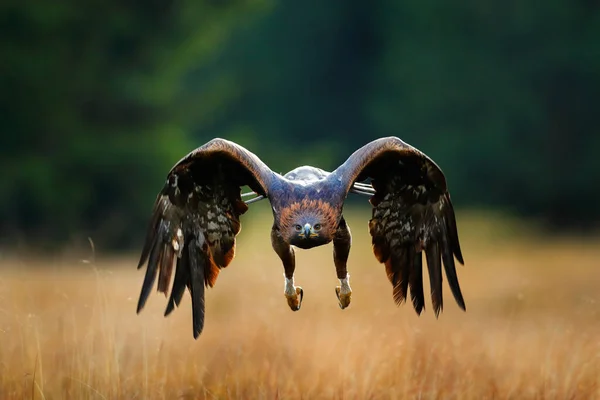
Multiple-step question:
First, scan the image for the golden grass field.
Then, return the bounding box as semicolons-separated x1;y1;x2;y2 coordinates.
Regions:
1;208;600;399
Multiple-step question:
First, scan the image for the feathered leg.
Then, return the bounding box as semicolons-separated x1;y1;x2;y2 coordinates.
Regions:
271;227;303;311
333;217;352;309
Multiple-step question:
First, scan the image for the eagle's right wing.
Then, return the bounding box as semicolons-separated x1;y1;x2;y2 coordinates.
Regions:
136;138;277;339
332;137;465;317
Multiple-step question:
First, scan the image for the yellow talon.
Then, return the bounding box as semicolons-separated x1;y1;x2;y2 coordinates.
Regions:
336;286;352;309
286;286;304;311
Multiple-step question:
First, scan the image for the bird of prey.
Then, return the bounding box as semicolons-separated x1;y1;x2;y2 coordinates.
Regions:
136;137;466;339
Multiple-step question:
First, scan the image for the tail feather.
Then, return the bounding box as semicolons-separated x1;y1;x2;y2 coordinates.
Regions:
425;242;443;317
384;247;410;306
444;196;464;264
188;237;207;339
395;248;410;305
136;224;165;313
157;244;175;294
203;247;221;288
164;241;191;317
409;251;425;315
441;234;466;311
137;196;164;269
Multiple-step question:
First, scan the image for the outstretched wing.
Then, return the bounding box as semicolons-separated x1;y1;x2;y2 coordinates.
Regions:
332;137;465;316
136;138;276;338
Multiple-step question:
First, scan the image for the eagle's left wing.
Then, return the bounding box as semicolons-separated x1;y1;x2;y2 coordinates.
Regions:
332;137;465;316
136;138;277;338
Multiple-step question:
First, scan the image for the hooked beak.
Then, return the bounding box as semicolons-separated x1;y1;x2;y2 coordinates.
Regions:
301;223;319;239
303;223;312;238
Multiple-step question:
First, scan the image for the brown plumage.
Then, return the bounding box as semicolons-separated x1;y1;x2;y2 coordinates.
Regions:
136;137;466;339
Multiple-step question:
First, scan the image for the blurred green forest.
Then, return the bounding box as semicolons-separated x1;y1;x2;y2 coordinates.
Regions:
1;1;599;250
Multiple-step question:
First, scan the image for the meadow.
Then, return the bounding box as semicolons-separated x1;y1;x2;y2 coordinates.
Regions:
1;207;599;399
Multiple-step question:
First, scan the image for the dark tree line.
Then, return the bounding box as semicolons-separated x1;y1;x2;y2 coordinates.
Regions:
1;0;599;250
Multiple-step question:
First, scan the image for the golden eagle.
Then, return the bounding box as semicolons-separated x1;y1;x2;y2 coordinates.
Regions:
136;137;465;338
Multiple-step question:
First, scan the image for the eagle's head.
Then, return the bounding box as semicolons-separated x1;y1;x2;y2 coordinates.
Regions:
279;199;339;249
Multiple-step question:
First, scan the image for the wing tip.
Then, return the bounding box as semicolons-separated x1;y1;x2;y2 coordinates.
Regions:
164;301;175;317
136;298;146;315
455;296;467;312
413;303;424;316
193;326;203;340
455;252;465;265
393;293;407;306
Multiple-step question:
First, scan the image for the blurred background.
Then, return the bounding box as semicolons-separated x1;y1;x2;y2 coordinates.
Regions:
2;3;600;398
1;0;599;252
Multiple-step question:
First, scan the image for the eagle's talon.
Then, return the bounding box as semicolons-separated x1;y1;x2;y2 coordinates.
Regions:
336;286;352;309
286;286;303;311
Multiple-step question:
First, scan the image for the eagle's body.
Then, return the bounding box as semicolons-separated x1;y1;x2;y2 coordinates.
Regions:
136;137;466;338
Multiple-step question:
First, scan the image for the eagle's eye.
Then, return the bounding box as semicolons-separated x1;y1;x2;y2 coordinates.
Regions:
313;224;321;231
295;224;302;232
